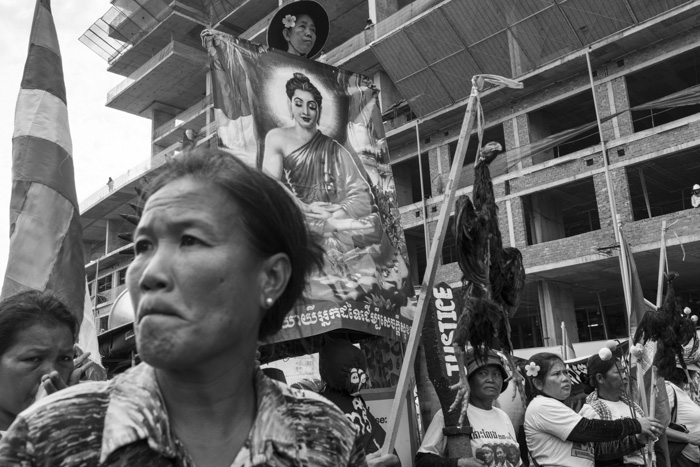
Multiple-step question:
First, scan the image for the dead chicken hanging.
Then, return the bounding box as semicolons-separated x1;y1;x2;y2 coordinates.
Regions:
450;141;526;423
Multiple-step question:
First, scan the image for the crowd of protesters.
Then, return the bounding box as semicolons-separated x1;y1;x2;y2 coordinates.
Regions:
2;1;699;466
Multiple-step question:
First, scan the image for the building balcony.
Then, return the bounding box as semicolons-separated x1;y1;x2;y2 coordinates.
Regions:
106;40;208;116
81;1;208;77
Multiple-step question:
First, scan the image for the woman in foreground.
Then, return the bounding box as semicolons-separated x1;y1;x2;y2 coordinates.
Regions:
0;147;368;466
524;352;662;467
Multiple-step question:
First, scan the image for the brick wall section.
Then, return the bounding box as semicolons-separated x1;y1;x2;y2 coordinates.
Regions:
610;77;634;136
594;171;614;232
521;229;613;269
611;167;633;223
391;26;700;293
428;145;451;195
626;119;700;156
592;67;617;142
435;207;700;280
510;196;529;249
620;208;700;249
390;25;700;166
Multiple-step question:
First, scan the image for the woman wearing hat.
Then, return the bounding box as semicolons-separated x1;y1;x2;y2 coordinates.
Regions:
416;348;522;467
579;354;647;466
266;0;329;59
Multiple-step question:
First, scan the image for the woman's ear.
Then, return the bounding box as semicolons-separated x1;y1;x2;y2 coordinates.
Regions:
282;28;291;43
532;377;544;392
259;253;291;310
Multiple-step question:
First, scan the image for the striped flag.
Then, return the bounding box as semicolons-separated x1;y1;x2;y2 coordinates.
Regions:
3;0;98;356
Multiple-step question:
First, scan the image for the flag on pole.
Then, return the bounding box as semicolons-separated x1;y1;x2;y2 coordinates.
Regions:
3;0;98;357
561;321;577;360
619;229;648;339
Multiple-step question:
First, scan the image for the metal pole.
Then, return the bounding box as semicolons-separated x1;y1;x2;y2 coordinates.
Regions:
416;120;431;254
596;291;610;340
585;49;621;243
656;221;667;308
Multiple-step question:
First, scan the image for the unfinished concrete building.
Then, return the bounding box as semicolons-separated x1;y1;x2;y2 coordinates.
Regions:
80;0;700;360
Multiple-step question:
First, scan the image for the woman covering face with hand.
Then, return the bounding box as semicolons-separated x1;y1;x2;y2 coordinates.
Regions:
0;148;368;467
524;352;662;467
0;291;77;436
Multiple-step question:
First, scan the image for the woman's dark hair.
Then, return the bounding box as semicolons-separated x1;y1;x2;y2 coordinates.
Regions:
523;352;565;402
586;354;618;390
286;72;323;107
144;147;324;339
0;290;78;356
664;366;689;386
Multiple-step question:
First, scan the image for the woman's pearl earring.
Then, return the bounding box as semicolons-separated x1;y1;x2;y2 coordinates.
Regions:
265;297;274;307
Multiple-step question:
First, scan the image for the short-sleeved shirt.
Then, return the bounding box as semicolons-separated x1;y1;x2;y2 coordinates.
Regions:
525;395;594;467
0;363;367;466
666;381;700;463
418;406;522;466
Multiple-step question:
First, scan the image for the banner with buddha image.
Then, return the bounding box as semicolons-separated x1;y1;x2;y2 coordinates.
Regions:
206;33;414;350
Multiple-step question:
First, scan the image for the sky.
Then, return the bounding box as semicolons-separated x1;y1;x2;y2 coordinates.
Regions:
0;1;151;274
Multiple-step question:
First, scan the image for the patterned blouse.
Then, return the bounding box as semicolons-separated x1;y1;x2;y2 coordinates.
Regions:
0;363;367;466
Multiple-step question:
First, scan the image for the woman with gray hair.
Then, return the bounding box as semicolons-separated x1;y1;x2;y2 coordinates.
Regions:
0;147;368;466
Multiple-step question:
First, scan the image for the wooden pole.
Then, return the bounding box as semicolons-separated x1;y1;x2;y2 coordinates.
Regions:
646;366;658;467
381;79;481;456
656;221;667;308
586;50;637;341
416;120;431;254
585;49;621;244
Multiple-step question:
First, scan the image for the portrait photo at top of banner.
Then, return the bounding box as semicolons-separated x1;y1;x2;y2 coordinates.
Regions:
205;32;414;351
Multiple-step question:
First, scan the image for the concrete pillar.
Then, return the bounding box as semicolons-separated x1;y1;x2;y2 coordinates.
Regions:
506;9;526;78
537;280;578;347
504;114;534;170
373;70;402;113
593;169;632;242
528;112;554;165
593;168;634;236
590;67;634;140
105;219;124;255
428;145;450;196
508;197;529;249
150;107;177;156
608;77;634;137
368;0;400;23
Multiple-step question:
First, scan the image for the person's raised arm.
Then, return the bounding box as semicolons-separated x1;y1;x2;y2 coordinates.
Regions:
567;416;662;443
